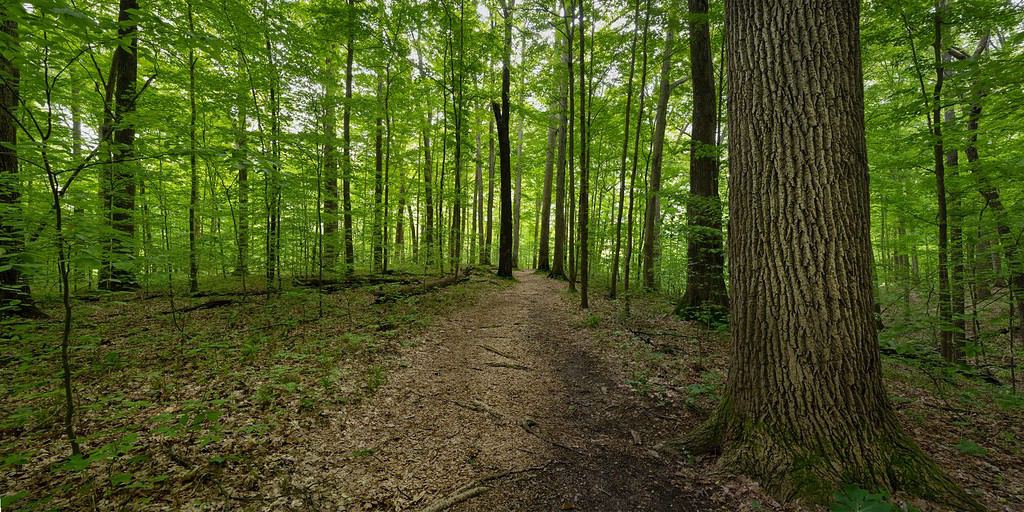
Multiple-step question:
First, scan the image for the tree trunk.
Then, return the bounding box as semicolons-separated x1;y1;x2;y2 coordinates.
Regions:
932;2;954;361
423;110;434;267
623;0;651;296
944;101;965;362
641;5;675;290
373;81;385;273
323;49;340;271
100;0;140;291
233;68;250;277
187;1;199;293
538;118;556;272
551;28;568;280
0;9;40;317
688;2;979;508
485;119;495;265
342;0;356;271
680;0;728;314
576;0;589;308
610;0;640;299
493;0;515;278
476;132;485;264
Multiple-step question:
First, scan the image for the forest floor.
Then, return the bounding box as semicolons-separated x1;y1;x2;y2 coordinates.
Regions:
2;269;1023;511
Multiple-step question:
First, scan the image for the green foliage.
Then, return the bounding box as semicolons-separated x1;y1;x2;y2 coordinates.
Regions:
955;438;989;457
830;485;896;512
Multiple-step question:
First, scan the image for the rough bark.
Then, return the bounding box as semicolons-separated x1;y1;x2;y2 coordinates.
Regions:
100;0;140;291
187;1;199;293
373;81;385;273
576;0;589;308
686;2;981;508
485;119;495;265
680;0;728;315
493;0;515;278
0;8;40;316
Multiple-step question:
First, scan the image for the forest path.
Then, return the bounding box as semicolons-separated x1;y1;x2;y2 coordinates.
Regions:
314;270;714;510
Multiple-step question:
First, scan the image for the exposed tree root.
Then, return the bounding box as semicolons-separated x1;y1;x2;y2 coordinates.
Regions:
419;485;489;512
676;408;985;511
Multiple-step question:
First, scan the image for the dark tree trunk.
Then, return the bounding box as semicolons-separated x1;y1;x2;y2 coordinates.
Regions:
551;29;568;279
373;81;385;273
342;1;356;271
538;119;556;272
687;2;980;508
493;0;515;278
100;0;140;291
476;132;485;264
932;2;954;361
680;0;728;314
323;50;340;271
0;8;40;317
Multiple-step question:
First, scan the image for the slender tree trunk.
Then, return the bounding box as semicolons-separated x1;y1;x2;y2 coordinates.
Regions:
513;123;524;268
566;1;577;292
187;1;200;293
680;0;728;314
551;28;568;279
342;0;356;271
687;3;980;509
944;101;965;362
641;5;676;291
624;0;651;295
932;1;954;360
577;0;589;308
610;0;640;299
323;49;340;271
423;110;434;267
485;119;495;265
538;119;556;272
233;74;250;277
373;81;384;273
476;132;485;264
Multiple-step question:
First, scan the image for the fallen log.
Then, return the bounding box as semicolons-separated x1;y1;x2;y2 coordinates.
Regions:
373;268;471;304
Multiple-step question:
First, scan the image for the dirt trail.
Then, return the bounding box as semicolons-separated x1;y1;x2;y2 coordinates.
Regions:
311;271;715;511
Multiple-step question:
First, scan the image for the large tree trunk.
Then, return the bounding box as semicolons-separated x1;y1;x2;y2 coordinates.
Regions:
0;8;40;317
640;5;675;291
342;0;356;271
687;1;979;508
680;0;728;314
101;0;140;291
493;0;515;278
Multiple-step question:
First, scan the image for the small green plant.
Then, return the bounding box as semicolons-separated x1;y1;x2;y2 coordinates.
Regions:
366;365;387;392
627;369;651;396
585;313;600;328
955;438;988;457
830;485;895;512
